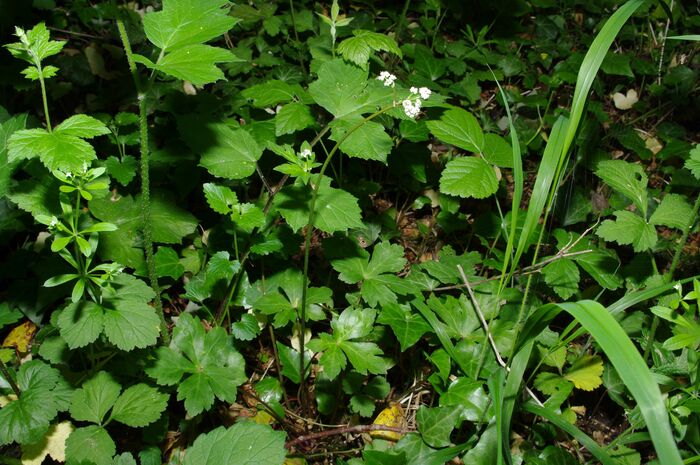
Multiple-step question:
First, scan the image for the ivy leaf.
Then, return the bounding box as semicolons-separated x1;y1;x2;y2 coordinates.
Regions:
684;144;700;179
329;117;393;163
337;30;402;67
178;117;263;180
7;177;61;218
416;406;460;448
69;371;120;425
134;45;235;86
0;360;61;445
65;425;115;465
181;422;286;465
440;157;499;199
542;258;580;300
597;210;657;252
308;59;369;118
331;242;408;307
275;102;316;136
274;177;363;234
439;378;489;423
649;193;693;230
426;108;484;153
377;303;431;351
553;230;623;291
110;384;168;427
564;355;604;391
595;160;648;216
146;313;246;416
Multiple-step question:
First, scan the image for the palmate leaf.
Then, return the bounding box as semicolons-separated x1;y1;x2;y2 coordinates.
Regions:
597;210;656;252
439;156;499;199
416;406;461;448
337;30;402;67
182;422;286;465
146;313;246;416
377;303;431;351
594;159;648;216
649;193;693;230
4;22;65;64
564;355;604;391
110;384;169;427
542;258;580;300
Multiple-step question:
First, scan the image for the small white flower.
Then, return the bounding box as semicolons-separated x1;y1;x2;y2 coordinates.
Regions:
65;171;73;178
402;98;422;118
377;71;397;87
300;148;313;159
419;87;432;100
410;86;419;95
49;216;58;228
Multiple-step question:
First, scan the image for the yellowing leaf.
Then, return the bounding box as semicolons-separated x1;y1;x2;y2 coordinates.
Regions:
2;320;37;353
283;458;308;465
251;410;275;425
0;394;18;407
612;88;638;110
564;355;604;391
370;402;406;441
21;421;74;465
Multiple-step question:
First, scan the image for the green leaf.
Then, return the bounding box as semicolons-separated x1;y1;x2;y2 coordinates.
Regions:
65;425;115;465
203;183;237;214
275;102;316;136
0;114;28;198
146;313;246;416
308;59;369;118
276;343;312;384
377;303;431;351
439;378;489;423
649;194;693;230
416;406;460;448
595;160;648;216
337;30;402;67
440;157;499;199
104;155;138;186
8;128;98;172
242;80;302;108
182;422;286;465
155;246;185;279
684;144;700;179
102;300;160;351
331;242;408;307
542;258;580;300
57;301;104;349
135;45;235;85
274;177;363;234
54;115;110;138
0;361;60;446
564;355;604;391
597;210;657;252
426;108;484;153
142;0;237;50
110;384;168;427
482;134;513;168
69;371;121;425
4;23;65;64
178;117;263;180
329;117;393;163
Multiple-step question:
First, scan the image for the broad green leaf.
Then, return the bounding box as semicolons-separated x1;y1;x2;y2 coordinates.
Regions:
69;371;121;425
102;301;160;351
57;301;104;349
337;30;402;67
0;361;60;446
8;129;97;172
684;144;700;179
54;115;110;138
146;313;246;416
203;183;238;214
597;210;656;252
242;80;301;108
426;108;484;153
182;422;286;465
439;378;489;422
184;251;240;303
104;155;138;186
564;355;604;391
135;45;234;85
394;433;464;465
155;246;185;279
0;114;28;198
416;406;460;448
274;177;363;233
329;117;393;163
308;59;369;118
482;133;513;168
65;425;115;465
142;0;237;50
649;193;693;230
178;117;262;180
110;384;168;427
553;229;622;290
377;303;431;351
542;258;580;300
440;157;499;199
275;102;315;136
595;160;648;216
276;343;312;384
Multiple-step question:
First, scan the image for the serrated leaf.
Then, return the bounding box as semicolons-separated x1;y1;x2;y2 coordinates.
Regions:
275;102;315;136
337;30;402;67
426;108;484;153
482;133;513;168
155;247;185;279
597;210;657;252
684;145;700;179
8;128;98;172
377;303;431;351
7;177;61;218
329;117;393;163
242;80;301;108
649;193;693;230
57;301;104;349
69;371;121;425
110;384;168;427
308;59;369;118
4;23;65;64
203;183;237;214
564;355;604;391
21;420;73;465
182;422;286;465
65;426;115;465
440;156;499;199
595;160;648;216
416;406;460;448
142;0;237;51
104;155;137;186
54;115;110;138
136;45;234;85
542;258;580;300
102;300;160;351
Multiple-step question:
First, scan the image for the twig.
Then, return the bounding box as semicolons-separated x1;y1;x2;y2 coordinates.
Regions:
457;265;544;407
656;0;675;85
285;424;409;450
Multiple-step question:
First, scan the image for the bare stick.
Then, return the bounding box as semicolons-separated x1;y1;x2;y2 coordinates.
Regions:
285;424;408;450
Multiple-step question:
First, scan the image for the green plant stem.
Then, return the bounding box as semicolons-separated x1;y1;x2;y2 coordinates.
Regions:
288;0;307;79
297;104;397;412
116;20;142;91
38;72;52;132
666;191;700;281
0;358;21;398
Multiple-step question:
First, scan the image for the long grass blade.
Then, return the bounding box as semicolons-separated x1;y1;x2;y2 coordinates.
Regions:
501;341;533;465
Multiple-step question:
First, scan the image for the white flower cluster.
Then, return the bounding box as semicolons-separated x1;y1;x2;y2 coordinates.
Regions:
377;71;397;87
299;148;312;159
402;86;432;119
